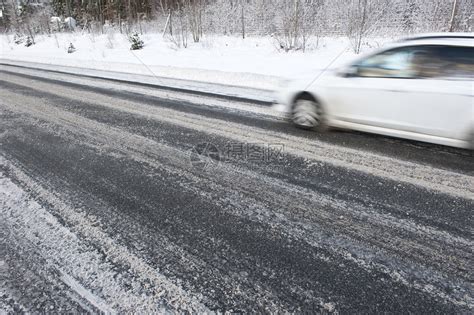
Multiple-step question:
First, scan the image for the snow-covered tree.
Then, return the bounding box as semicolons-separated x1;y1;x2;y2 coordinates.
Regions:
67;42;76;53
129;32;144;50
24;35;33;47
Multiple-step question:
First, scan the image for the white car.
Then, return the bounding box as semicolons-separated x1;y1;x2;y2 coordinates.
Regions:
276;34;474;149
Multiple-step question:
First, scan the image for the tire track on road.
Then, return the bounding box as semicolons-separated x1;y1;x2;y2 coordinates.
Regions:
0;86;472;311
2;74;472;200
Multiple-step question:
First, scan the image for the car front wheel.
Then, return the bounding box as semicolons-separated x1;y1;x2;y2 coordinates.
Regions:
291;96;325;130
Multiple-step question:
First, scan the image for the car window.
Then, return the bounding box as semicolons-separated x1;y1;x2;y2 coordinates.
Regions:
355;45;474;80
410;49;440;78
355;48;416;78
433;46;474;80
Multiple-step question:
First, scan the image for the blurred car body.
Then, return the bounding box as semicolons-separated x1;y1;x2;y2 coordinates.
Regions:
276;34;474;149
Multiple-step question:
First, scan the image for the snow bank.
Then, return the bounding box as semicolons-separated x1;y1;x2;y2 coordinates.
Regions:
1;33;391;90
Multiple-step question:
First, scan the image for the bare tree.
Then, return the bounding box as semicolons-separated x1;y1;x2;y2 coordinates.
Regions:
345;0;390;53
4;0;473;51
274;0;304;51
347;0;369;54
185;0;203;42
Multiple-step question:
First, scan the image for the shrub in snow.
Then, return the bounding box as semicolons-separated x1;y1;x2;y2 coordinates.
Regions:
14;34;25;45
24;36;34;47
67;43;76;54
129;32;144;50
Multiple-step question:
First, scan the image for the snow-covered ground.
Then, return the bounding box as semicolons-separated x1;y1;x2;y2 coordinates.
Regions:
1;32;395;91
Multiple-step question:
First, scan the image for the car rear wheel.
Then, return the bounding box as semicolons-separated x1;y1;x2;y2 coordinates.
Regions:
291;95;325;130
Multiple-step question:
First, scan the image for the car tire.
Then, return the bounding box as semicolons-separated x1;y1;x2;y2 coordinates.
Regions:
291;94;326;131
470;129;474;151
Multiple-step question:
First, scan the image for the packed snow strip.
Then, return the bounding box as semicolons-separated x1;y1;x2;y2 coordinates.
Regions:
0;59;277;104
0;157;210;313
0;65;285;118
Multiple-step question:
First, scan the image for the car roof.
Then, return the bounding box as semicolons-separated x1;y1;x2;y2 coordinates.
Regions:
400;33;474;41
397;33;474;47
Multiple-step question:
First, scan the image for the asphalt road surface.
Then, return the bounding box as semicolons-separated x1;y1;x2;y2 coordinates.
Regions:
1;66;473;313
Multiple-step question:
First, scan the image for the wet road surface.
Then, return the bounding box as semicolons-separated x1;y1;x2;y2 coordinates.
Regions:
1;66;473;313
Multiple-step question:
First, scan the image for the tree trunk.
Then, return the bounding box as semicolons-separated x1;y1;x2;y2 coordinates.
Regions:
169;9;173;36
241;1;245;39
448;0;458;32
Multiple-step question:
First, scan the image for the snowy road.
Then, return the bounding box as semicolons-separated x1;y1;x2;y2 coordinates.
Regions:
1;66;473;313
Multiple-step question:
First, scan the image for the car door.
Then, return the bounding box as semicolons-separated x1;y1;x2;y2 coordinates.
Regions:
325;45;473;140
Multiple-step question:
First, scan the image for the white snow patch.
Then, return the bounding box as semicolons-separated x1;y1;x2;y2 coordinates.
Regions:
1;33;392;91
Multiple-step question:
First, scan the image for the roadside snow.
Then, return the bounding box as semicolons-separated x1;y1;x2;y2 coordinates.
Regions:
1;33;392;91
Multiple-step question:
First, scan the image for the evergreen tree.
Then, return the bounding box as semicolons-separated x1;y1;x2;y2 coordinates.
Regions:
129;32;144;50
67;42;76;53
25;35;33;47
